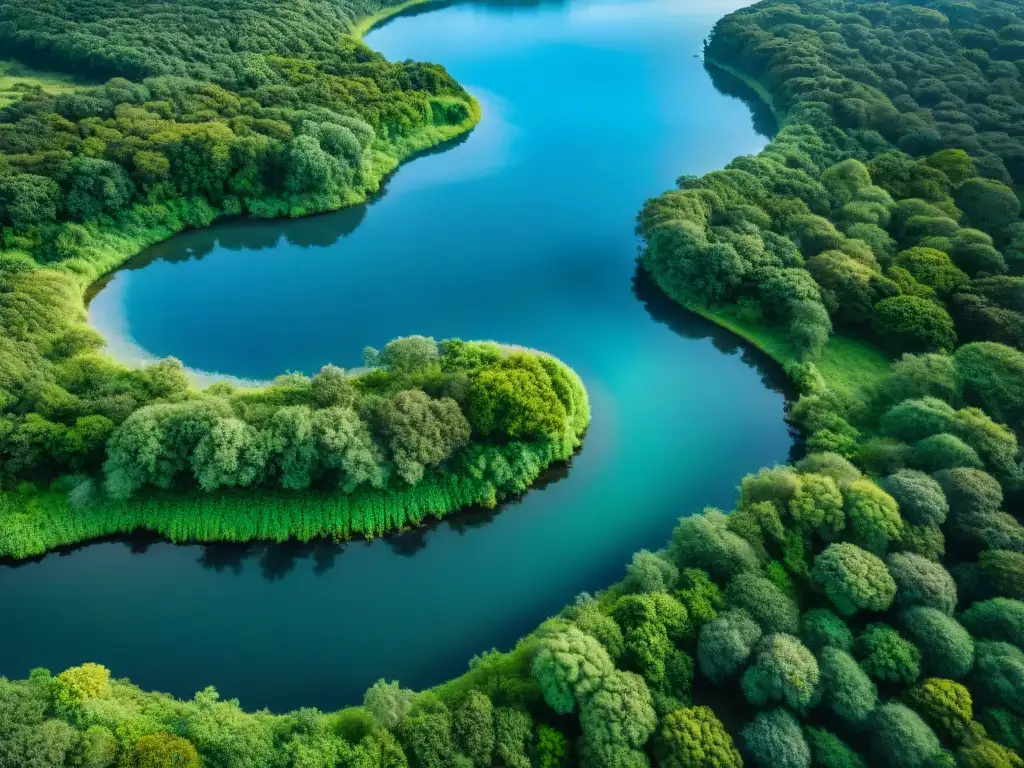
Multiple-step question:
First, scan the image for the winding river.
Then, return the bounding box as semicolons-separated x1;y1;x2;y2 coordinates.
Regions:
0;0;792;712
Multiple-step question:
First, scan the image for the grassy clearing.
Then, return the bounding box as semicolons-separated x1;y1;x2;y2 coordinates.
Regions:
0;59;84;107
693;303;892;403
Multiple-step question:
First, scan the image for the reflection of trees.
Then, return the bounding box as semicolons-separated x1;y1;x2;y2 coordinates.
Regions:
372;0;569;29
632;264;793;397
705;62;777;141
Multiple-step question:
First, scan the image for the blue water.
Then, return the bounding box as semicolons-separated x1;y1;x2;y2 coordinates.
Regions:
0;0;791;712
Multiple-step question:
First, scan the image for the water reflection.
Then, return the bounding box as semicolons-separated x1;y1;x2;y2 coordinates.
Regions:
705;62;778;140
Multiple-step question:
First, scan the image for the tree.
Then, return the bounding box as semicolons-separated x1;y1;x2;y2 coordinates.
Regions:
887;553;958;614
957;178;1021;233
536;726;568;768
804;728;866;768
870;703;942;768
741;709;810;768
880;398;956;443
795;453;861;485
493;707;532;768
817;647;878;726
741;634;819;709
675;568;725;626
568;602;624;660
579;670;657;752
980;551;1024;601
894;248;968;295
813;543;896;615
843;479;904;554
656;706;742;768
872;296;957;354
788;472;845;540
669;510;760;582
453;691;493;768
959;598;1024;650
381;390;470;485
800;609;853;653
881;470;948;527
64;157;135;220
910;434;983;473
725;573;799;635
900;607;975;679
378;336;440;374
855;624;921;684
623;550;679;594
881;353;961;406
934;468;1003;520
51;663;110;710
400;700;454;768
0;174;62;234
697;610;762;683
192;417;267;491
954;343;1024;431
531;623;613;714
135;733;201;768
971;642;1024;714
363;680;414;729
907;678;973;744
467;354;566;442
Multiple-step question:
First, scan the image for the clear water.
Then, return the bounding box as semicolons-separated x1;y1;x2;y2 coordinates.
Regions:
0;0;791;712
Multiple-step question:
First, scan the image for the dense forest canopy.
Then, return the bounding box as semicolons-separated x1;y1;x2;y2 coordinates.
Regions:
4;0;1024;766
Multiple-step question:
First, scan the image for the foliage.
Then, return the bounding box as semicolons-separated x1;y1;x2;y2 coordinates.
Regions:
855;624;921;685
899;607;975;679
741;709;810;768
656;706;742;768
907;678;973;744
800;609;852;654
741;634;819;710
886;553;958;615
869;704;942;768
698;609;762;684
812;543;896;616
816;647;877;726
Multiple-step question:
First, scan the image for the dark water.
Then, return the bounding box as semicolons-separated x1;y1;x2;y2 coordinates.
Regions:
0;0;791;712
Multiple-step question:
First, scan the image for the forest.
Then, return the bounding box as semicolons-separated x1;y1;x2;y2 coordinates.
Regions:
3;0;1024;766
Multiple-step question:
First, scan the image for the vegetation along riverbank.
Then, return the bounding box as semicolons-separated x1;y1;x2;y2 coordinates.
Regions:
3;0;1024;766
0;0;600;559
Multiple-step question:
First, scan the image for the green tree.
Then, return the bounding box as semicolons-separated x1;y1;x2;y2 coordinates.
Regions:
843;478;904;555
812;543;897;616
869;703;942;768
856;624;921;684
907;678;973;744
531;623;612;714
452;691;493;768
960;598;1024;650
900;607;975;679
697;609;762;683
134;733;201;768
817;647;878;726
741;708;810;768
741;633;819;709
800;609;853;653
656;706;742;768
887;553;958;614
881;470;948;527
872;296;957;353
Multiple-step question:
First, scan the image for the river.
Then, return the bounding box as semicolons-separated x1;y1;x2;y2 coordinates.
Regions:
0;0;791;712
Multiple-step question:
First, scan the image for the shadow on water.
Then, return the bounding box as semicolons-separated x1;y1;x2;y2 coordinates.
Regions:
371;0;570;31
85;129;475;300
705;62;779;140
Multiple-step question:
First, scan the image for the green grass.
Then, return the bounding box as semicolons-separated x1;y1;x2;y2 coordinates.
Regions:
0;59;84;107
693;303;892;402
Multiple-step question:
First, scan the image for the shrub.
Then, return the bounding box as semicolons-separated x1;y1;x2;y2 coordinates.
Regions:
880;398;956;443
907;678;973;744
697;610;762;683
881;470;948;527
670;509;761;582
856;624;921;684
657;706;742;768
869;703;942;768
741;634;819;710
795;453;861;486
812;543;896;615
817;647;878;726
725;573;800;635
800;609;853;653
960;598;1024;650
741;709;811;768
886;553;958;614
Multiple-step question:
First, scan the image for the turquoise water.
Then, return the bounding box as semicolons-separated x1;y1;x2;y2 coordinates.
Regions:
0;0;791;711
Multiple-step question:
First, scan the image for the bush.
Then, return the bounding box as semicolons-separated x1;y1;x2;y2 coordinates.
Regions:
800;609;853;653
886;553;958;614
900;607;975;679
697;610;762;683
869;703;942;768
817;647;878;726
812;543;897;615
725;573;800;635
843;479;904;554
881;470;948;527
856;624;921;684
741;709;811;768
657;706;742;768
960;598;1024;650
980;551;1024;601
741;634;819;709
906;678;973;744
872;296;957;353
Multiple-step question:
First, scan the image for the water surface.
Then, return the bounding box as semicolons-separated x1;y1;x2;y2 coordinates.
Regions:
0;0;791;711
